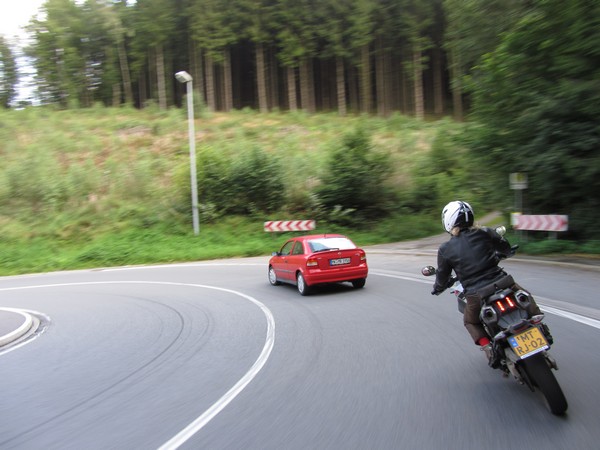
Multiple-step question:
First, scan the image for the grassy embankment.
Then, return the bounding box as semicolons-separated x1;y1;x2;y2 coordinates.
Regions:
1;106;452;276
2;106;597;276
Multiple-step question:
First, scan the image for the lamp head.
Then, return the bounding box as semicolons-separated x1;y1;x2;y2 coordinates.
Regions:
175;71;192;83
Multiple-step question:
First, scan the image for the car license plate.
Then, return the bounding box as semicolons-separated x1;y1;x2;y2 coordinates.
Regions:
508;326;549;359
330;257;351;266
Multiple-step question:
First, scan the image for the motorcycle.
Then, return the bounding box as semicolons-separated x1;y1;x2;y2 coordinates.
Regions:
421;226;568;415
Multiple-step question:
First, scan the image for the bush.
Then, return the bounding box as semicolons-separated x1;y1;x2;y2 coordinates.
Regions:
194;145;285;216
317;127;393;221
229;146;285;214
519;239;578;255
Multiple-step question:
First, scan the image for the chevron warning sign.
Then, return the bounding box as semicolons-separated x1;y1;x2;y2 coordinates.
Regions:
264;220;316;232
513;214;568;232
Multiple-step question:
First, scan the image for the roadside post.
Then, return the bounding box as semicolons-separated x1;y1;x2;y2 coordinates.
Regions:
509;172;528;213
510;172;528;239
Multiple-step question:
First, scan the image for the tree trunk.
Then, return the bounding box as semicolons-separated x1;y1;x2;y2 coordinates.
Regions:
399;59;409;114
299;58;312;112
348;66;358;113
138;70;147;108
383;48;392;116
256;42;268;113
433;46;444;116
156;44;167;110
375;38;386;117
308;58;315;112
448;46;464;121
360;44;371;114
223;49;233;111
413;43;424;120
318;59;328;110
117;41;133;106
112;83;121;107
286;66;297;111
269;47;279;110
205;54;215;111
148;50;156;105
190;41;205;108
335;56;347;116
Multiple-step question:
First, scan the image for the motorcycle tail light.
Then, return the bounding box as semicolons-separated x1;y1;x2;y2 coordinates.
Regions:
494;295;518;314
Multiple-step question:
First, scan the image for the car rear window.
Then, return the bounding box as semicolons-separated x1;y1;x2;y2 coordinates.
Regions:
307;237;356;252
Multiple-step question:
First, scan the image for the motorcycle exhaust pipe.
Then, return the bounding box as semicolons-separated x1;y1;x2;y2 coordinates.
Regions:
514;290;532;309
480;306;498;326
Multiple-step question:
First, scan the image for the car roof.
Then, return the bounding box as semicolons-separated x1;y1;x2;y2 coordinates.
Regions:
293;234;347;241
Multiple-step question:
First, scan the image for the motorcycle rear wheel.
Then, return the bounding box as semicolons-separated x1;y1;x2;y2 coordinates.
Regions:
522;353;568;415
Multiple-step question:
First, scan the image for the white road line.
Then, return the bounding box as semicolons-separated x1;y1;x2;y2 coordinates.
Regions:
100;262;265;272
157;283;275;450
0;281;275;449
536;302;600;330
0;307;33;346
370;271;600;330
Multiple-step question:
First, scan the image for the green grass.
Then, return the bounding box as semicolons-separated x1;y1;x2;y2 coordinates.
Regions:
1;106;597;276
0;214;441;276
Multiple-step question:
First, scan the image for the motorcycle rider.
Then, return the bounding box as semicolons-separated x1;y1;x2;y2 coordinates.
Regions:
431;200;543;365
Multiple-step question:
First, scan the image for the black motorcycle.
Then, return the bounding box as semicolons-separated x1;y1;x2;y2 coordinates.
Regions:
421;228;568;415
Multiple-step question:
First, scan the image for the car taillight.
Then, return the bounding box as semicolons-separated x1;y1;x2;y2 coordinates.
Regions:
307;259;318;267
360;253;366;262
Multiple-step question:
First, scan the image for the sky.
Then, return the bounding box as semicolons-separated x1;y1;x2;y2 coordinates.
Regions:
0;0;46;42
0;0;47;103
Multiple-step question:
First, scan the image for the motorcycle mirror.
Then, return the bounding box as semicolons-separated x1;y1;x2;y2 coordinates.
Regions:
495;225;506;236
421;266;436;276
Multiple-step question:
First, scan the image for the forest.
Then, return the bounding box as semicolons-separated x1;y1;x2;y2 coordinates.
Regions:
1;0;599;246
1;0;536;119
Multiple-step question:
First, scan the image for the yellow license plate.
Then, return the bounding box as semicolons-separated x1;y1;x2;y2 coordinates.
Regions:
508;326;549;359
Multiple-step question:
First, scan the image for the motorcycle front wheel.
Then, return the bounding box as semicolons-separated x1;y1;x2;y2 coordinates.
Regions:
522;353;568;415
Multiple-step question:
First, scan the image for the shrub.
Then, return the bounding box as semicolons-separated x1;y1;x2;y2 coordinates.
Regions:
316;127;392;221
228;146;285;214
194;145;285;216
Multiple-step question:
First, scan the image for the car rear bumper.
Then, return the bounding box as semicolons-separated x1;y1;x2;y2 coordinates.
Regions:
304;266;368;286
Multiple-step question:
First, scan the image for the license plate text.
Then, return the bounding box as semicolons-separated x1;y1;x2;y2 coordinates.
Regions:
508;327;549;358
330;257;351;266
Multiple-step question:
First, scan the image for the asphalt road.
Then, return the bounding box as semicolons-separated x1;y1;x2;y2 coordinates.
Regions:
1;247;599;450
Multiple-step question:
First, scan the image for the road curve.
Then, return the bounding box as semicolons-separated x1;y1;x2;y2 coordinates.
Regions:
0;251;599;449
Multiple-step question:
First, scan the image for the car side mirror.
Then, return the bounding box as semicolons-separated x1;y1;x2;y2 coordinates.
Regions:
272;251;280;257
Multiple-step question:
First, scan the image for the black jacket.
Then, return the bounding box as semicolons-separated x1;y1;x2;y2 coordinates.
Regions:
433;227;512;295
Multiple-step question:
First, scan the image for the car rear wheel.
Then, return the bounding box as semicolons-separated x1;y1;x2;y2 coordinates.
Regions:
297;273;310;296
352;278;366;289
268;266;280;286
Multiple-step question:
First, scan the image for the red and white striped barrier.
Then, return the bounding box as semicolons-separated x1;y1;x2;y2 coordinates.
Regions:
513;214;568;232
264;220;316;232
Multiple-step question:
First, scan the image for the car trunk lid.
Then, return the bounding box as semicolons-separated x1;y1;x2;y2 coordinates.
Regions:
309;249;365;270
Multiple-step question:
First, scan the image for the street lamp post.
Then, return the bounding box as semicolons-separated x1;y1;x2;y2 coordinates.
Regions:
175;71;200;235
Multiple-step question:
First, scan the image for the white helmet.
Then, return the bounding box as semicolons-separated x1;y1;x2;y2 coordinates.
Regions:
442;201;474;233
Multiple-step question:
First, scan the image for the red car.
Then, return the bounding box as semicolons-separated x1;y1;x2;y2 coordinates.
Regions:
268;234;368;295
